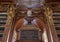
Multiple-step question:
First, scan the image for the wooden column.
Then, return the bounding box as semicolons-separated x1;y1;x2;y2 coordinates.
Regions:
44;7;59;42
2;4;15;42
8;5;15;42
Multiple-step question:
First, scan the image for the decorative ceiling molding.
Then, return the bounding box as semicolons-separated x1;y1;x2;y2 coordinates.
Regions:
0;4;9;12
46;2;60;12
45;0;60;3
0;0;13;2
0;0;60;3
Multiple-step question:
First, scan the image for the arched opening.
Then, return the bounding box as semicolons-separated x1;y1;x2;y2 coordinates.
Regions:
12;17;48;42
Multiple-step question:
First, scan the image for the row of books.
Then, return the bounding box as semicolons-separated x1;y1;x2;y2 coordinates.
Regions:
0;13;7;41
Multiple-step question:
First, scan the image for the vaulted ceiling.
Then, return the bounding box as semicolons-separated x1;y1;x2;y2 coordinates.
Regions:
0;0;60;12
0;0;60;3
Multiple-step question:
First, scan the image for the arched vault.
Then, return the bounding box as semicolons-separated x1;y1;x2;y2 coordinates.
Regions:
14;17;46;32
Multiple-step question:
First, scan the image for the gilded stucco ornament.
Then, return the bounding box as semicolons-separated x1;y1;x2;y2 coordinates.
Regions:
44;6;53;17
46;7;53;16
8;6;15;19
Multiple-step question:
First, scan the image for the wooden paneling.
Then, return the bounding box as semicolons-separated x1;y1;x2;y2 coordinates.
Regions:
19;40;42;42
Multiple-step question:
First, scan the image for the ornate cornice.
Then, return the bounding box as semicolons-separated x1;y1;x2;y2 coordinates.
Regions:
46;2;60;12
